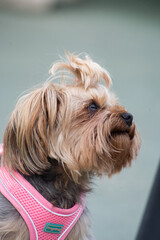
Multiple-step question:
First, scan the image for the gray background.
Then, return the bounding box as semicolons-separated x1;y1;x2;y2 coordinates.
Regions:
0;1;160;239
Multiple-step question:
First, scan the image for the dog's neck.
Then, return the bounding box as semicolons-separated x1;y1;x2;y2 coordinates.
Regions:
23;159;91;209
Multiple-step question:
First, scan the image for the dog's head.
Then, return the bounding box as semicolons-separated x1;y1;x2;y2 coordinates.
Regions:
2;53;141;182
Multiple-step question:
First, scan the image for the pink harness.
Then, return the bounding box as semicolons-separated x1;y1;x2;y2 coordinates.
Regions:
0;145;85;240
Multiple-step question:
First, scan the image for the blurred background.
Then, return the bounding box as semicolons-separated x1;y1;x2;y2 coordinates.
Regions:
0;0;160;239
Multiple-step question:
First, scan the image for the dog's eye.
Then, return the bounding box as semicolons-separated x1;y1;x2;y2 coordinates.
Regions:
88;102;99;112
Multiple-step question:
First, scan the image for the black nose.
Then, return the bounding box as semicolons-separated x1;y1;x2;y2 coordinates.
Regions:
121;112;133;127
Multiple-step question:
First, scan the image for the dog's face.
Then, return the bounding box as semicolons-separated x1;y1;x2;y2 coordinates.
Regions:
2;54;141;182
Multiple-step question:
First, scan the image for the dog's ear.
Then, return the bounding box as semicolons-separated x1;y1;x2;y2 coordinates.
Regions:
49;53;112;89
2;83;59;175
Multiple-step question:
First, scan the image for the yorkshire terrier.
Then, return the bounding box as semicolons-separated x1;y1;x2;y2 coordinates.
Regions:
0;53;141;240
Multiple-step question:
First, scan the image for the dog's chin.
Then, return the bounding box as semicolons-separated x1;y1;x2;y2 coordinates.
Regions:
111;123;135;140
108;126;136;175
111;131;130;140
111;132;131;149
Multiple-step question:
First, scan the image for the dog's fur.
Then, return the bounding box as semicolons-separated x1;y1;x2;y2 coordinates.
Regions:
0;53;141;240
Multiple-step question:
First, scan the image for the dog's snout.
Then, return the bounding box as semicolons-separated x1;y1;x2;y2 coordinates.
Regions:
121;112;133;127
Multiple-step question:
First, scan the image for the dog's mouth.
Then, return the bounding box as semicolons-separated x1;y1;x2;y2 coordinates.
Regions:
111;124;135;140
111;130;129;136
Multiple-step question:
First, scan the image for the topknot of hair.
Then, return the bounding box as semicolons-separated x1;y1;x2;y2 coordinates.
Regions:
49;53;112;89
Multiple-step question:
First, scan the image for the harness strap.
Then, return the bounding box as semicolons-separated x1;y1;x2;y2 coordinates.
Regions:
0;145;85;240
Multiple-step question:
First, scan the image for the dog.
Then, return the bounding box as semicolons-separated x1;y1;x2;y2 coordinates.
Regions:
0;53;141;240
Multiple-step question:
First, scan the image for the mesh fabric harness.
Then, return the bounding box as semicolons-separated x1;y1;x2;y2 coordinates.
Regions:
0;145;85;240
